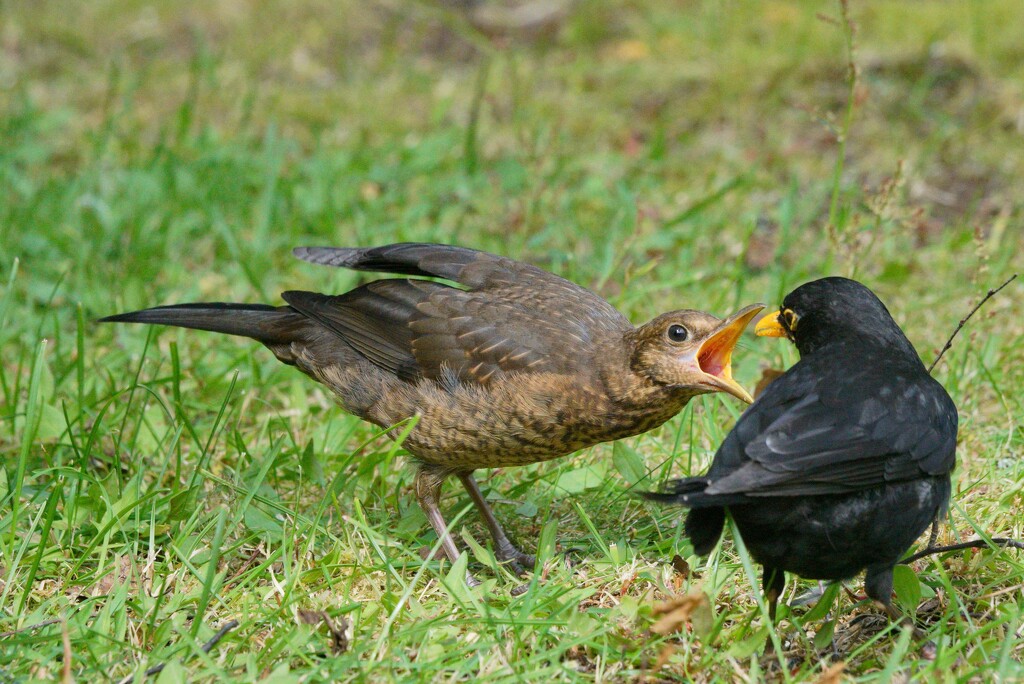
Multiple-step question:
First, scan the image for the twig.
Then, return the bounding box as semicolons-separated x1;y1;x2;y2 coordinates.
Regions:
0;618;61;639
901;538;1024;565
116;620;239;684
917;274;1021;563
928;273;1017;373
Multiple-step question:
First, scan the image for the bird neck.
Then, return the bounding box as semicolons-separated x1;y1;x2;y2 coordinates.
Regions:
599;365;699;417
799;333;923;370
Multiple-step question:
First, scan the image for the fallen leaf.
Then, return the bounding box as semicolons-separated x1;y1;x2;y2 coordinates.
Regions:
754;368;786;399
815;661;846;684
671;554;690;579
651;590;713;637
653;643;677;670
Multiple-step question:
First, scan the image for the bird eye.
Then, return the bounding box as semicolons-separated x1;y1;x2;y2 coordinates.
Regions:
667;324;689;342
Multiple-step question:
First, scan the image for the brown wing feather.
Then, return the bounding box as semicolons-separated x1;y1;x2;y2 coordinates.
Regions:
410;292;555;383
294;243;627;331
281;281;437;381
288;244;633;385
294;243;532;288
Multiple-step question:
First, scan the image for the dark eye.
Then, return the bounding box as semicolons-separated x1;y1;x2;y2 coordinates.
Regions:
667;324;689;342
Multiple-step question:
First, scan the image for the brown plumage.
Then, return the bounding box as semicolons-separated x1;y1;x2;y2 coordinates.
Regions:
102;243;762;583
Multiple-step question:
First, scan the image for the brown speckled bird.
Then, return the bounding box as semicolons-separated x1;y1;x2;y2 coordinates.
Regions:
102;243;763;583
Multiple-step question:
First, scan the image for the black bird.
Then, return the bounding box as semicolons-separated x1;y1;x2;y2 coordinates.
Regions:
101;243;763;584
647;277;957;628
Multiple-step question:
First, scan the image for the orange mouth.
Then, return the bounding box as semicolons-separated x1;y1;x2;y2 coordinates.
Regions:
696;303;764;403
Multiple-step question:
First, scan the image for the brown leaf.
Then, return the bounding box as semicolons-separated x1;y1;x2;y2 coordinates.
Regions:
815;661;847;684
754;368;786;399
670;554;690;579
650;590;713;637
653;643;677;670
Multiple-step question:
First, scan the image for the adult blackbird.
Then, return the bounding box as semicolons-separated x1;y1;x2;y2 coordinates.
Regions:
647;277;957;626
102;243;763;583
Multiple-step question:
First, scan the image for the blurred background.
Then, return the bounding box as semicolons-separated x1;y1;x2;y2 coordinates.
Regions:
4;0;1021;311
2;1;1023;680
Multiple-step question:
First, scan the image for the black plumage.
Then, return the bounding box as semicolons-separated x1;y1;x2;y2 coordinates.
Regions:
648;277;958;626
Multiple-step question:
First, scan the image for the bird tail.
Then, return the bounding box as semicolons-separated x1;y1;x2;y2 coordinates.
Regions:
644;477;751;508
686;508;726;556
644;477;738;556
100;303;310;362
643;477;711;504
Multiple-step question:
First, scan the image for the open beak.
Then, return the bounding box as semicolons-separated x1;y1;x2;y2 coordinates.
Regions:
696;303;764;403
754;310;788;338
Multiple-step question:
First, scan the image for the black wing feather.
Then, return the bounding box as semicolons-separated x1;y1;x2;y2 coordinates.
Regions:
699;349;956;500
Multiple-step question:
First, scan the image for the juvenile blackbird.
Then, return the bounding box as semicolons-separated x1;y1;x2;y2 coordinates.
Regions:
102;243;763;583
647;277;957;627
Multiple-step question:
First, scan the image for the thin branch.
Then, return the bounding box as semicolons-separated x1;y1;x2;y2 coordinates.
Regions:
0;618;61;639
901;537;1024;565
928;273;1017;373
117;620;239;684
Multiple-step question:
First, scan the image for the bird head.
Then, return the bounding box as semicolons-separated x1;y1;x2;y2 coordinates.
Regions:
755;277;915;358
632;303;764;403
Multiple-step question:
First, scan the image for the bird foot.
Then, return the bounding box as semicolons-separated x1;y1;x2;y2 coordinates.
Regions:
495;542;536;575
791;582;829;607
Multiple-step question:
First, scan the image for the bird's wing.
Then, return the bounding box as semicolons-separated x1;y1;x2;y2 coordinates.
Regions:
281;270;625;385
703;358;957;497
294;243;529;285
282;280;429;382
295;243;627;327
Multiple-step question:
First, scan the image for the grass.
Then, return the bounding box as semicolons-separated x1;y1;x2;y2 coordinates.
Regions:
1;0;1022;681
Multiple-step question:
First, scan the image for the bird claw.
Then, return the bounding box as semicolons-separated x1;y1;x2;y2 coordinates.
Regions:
495;544;536;575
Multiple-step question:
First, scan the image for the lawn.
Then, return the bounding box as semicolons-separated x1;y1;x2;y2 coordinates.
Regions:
1;0;1023;681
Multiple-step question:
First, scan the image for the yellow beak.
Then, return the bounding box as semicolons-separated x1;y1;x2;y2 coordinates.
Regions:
755;310;789;338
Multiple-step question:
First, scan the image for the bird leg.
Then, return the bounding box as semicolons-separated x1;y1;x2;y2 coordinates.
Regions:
865;566;930;643
414;467;479;587
764;566;785;623
457;471;536;573
763;566;786;652
926;518;940;549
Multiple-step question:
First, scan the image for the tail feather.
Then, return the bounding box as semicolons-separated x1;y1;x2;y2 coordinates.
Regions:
644;476;750;507
644;476;734;556
686;508;726;556
99;303;308;347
